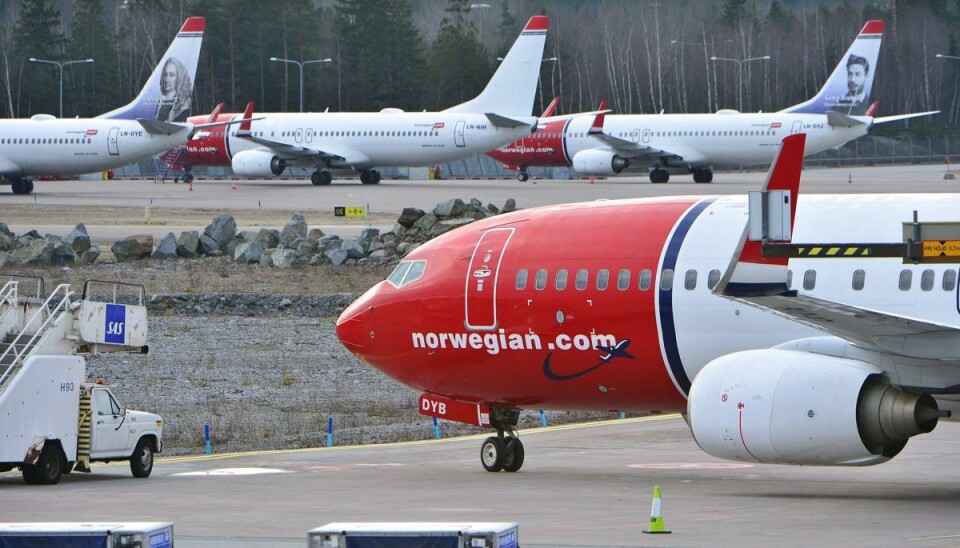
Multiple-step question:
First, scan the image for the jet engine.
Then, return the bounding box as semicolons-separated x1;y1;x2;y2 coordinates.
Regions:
571;149;629;176
231;149;286;177
687;349;939;466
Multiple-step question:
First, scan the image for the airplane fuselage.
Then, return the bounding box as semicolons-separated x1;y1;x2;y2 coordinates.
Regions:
183;111;535;171
0;117;190;178
490;112;869;170
338;193;960;413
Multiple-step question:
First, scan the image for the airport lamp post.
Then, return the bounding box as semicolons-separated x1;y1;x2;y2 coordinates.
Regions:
936;54;960;61
469;3;491;45
539;57;559;115
270;57;332;113
710;55;770;112
29;58;94;118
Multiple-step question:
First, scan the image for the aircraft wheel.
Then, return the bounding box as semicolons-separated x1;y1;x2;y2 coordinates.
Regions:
480;436;505;472
24;180;34;194
693;168;713;183
650;169;670;184
11;179;29;194
502;436;525;472
311;171;325;186
320;170;333;185
360;169;374;184
372;170;381;184
517;171;529;182
182;173;194;184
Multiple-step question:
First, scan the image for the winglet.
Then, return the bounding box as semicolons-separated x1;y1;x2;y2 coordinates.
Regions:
589;100;608;134
865;101;879;117
204;102;225;124
239;101;255;133
541;96;560;117
714;134;806;298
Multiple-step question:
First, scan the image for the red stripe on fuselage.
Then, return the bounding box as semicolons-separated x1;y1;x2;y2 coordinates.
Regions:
487;117;571;169
346;198;700;413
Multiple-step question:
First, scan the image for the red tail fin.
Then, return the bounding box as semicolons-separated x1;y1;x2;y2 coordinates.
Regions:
204;102;225;124
541;96;560;117
239;101;254;132
590;100;608;134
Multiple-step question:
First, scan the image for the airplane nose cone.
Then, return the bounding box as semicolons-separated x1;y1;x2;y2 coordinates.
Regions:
336;297;372;352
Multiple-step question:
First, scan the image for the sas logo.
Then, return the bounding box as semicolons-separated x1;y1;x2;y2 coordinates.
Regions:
85;129;98;136
433;122;445;129
104;303;126;344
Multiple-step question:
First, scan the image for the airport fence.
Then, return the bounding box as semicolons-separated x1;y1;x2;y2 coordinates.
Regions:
96;135;959;182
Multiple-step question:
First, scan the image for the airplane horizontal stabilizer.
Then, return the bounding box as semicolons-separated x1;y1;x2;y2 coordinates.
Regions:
873;111;940;125
485;113;534;129
826;111;867;128
137;119;188;135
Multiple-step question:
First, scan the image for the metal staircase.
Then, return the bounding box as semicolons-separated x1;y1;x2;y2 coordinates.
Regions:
154;146;186;183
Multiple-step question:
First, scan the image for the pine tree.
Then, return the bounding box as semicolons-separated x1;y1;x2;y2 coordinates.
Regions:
67;0;123;116
425;0;491;110
14;0;65;115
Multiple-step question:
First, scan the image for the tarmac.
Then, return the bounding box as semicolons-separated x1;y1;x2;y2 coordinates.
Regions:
1;416;959;547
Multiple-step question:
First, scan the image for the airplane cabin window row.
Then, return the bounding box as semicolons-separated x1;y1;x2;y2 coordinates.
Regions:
279;130;439;138
793;268;958;292
1;137;92;145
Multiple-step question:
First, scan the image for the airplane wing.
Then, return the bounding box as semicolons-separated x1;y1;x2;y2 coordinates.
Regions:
873;111;940;125
588;132;708;164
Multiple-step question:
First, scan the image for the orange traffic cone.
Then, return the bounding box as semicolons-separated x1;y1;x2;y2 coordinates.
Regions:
590;176;596;185
231;183;237;190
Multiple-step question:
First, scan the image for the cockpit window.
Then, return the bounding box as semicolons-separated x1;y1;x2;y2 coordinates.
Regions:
387;260;427;288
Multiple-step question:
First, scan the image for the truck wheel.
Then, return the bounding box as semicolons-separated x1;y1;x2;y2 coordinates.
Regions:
30;444;65;485
130;438;154;478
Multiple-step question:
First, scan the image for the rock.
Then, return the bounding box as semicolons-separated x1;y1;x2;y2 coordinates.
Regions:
177;231;200;258
225;231;256;258
433;198;465;218
0;222;12;237
112;234;153;262
16;230;43;248
255;229;280;250
397;207;425;228
340;239;366;259
469;198;483;210
79;246;101;265
413;213;437;231
0;232;13;252
64;224;91;254
202;214;237;252
296;239;318;258
397;242;421;256
198;234;221;255
319;234;342;252
279;213;307;247
51;242;77;266
368;240;384;253
487;203;500;214
428;218;475;238
11;239;55;266
502;198;517;213
271;249;296;268
325;248;349;266
307;228;326;240
152;232;179;260
0;251;10;269
259;249;275;267
234;241;265;263
359;228;380;241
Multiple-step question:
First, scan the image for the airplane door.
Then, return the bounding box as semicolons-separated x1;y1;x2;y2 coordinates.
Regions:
295;128;304;143
455;121;466;148
641;129;651;143
790;120;803;134
464;227;514;330
306;128;314;144
108;127;120;155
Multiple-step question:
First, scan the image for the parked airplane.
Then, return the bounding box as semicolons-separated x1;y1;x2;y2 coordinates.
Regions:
164;15;549;186
488;20;938;183
0;17;207;194
337;133;959;472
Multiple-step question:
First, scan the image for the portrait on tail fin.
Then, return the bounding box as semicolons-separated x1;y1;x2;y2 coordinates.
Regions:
832;54;871;116
156;57;192;122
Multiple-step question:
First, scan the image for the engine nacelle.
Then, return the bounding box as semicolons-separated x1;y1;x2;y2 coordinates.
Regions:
571;149;629;176
687;349;939;466
231;149;286;177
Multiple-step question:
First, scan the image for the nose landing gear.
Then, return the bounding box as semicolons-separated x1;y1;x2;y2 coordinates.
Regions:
479;408;525;472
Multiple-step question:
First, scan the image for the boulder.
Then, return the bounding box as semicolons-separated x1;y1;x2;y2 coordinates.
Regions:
428;218;475;238
413;213;438;231
112;234;153;262
201;214;237;252
271;249;296;268
79;245;101;265
234;241;265;263
0;222;12;237
152;232;178;260
16;230;43;248
254;228;280;250
325;248;349;266
51;242;77;266
359;227;381;241
487;203;500;215
0;232;13;252
296;239;319;258
177;231;200;258
307;227;325;240
225;231;256;258
502;198;517;213
340;239;366;259
433;198;466;218
198;234;221;255
10;239;55;267
397;207;425;228
64;224;91;254
0;251;10;269
318;234;342;252
279;213;307;247
259;249;275;267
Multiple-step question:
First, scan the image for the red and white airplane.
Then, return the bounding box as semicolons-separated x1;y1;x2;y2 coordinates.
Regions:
163;15;549;185
488;20;937;183
337;133;958;472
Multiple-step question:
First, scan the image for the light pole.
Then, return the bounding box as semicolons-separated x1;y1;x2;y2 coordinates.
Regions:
539;57;559;114
936;54;960;61
29;58;94;118
469;3;490;45
710;55;770;112
270;57;332;113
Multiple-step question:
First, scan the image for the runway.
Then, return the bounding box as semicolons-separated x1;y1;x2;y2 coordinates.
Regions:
1;416;959;547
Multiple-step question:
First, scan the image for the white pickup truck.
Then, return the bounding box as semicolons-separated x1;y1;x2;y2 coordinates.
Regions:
0;278;161;485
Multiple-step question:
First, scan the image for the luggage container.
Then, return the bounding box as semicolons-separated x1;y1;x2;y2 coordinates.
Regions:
307;522;518;548
0;522;173;548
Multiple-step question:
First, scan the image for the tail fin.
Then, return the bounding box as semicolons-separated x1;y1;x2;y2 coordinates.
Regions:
444;15;548;115
780;20;883;115
589;100;608;134
99;17;205;121
541;96;560;117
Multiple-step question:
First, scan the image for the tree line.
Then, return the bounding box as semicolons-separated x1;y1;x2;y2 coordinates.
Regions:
1;0;958;134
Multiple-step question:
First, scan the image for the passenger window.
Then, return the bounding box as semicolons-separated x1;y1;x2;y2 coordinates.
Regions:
707;269;721;290
899;270;912;291
943;270;957;291
660;269;674;291
555;269;568;290
515;269;528;290
596;269;609;290
803;269;816;290
575;269;588;290
617;269;630;291
921;269;934;291
639;269;652;291
852;269;865;291
535;269;547;290
684;269;697;290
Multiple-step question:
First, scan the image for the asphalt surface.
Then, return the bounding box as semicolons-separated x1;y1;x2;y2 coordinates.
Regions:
1;416;959;547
